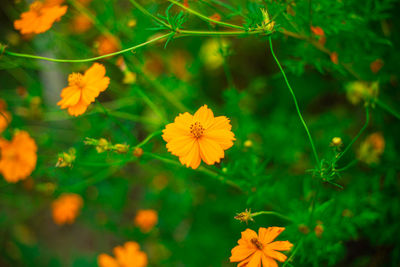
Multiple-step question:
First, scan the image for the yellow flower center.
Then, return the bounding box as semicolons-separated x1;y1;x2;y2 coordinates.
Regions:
251;238;263;250
68;73;84;87
190;122;204;138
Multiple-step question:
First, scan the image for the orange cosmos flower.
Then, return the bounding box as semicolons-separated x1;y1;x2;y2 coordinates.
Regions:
98;241;147;267
162;105;235;169
310;26;324;36
0;131;37;183
0;99;12;133
70;14;92;34
230;227;293;267
14;1;67;35
52;193;83;225
330;52;339;64
134;209;158;233
57;63;110;116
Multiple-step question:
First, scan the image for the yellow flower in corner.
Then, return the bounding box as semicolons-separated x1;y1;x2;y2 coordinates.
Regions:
162;105;235;169
230;227;293;267
57;63;110;116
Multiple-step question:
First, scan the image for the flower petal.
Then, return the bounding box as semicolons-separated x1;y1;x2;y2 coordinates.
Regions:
230;245;256;262
83;63;107;85
193;104;214;128
263;248;288;262
198;137;224;165
267;241;293;251
261;254;279;267
207;115;232;131
246;250;262;267
166;135;196;157
204;129;235;150
258;227;285;244
178;140;201;169
97;254;119;267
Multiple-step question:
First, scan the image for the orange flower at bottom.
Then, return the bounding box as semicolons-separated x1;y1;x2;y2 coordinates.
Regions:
14;1;67;35
57;63;110;116
52;193;83;225
134;209;158;233
230;227;293;267
162;105;235;169
0;131;37;183
98;241;147;267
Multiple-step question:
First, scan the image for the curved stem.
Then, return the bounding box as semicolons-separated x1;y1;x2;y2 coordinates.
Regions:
135;130;162;149
268;36;320;167
251;210;293;222
129;0;171;29
4;32;173;63
336;106;370;162
168;0;245;30
376;99;400;120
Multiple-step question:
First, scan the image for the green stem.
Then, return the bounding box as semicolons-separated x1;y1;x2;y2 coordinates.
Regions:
168;0;245;30
135;130;162;148
251;211;293;222
268;36;320;167
178;29;263;36
283;238;303;267
135;87;167;123
336;106;370;162
97;101;132;138
129;0;171;29
376;99;400;120
143;152;241;190
335;159;358;172
4;32;173;63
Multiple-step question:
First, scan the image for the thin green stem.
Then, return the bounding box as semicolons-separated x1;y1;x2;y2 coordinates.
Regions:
283;237;303;267
268;36;320;167
4;32;173;63
251;211;293;222
178;29;263;36
168;0;245;30
143;152;241;190
376;99;400;120
135;130;162;149
135;87;168;122
129;0;171;29
335;159;358;172
336;106;370;162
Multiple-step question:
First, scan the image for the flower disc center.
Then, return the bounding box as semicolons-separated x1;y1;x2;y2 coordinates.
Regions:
190;122;205;138
68;73;84;87
251;238;264;250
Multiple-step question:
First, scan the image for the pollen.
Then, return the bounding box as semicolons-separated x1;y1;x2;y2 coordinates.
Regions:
68;73;84;87
190;121;205;138
251;238;264;250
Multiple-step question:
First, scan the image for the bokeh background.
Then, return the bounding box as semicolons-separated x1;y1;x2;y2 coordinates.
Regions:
1;0;400;266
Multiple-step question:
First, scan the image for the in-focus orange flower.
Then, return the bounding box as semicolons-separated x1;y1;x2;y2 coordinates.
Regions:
134;209;158;233
162;105;235;169
98;241;147;267
0;131;37;183
230;227;293;267
57;63;110;116
96;35;121;56
14;1;67;35
52;193;83;225
0;99;12;133
70;14;92;34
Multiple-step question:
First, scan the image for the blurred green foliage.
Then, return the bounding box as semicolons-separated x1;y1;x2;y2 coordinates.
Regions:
1;0;400;266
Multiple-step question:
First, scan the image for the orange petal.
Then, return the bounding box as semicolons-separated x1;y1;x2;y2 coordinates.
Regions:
240;229;258;244
67;100;88;116
204;129;235;150
58;87;81;108
267;241;293;251
193;104;214;128
178;140;201;169
97;254;119;267
263;248;288;262
162;122;191;142
261;254;278;267
258;227;285;244
230;245;256;262
207;116;232;131
198;137;224;165
166;135;196;157
246;250;262;267
83;63;107;85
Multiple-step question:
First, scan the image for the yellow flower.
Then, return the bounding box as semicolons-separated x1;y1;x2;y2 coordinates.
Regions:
98;241;147;267
0;131;37;183
57;63;110;116
162;105;235;169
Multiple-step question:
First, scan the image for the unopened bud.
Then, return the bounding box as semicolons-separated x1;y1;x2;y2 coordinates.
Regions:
234;209;254;224
133;147;143;158
115;144;130;154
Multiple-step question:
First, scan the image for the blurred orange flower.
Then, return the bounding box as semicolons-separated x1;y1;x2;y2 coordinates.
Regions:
57;63;110;116
134;209;158;233
370;58;384;74
358;132;385;164
96;35;121;56
330;52;339;64
230;227;293;267
0;99;12;133
52;193;83;225
98;241;147;267
70;14;92;34
14;1;67;35
310;26;324;36
162;105;235;169
0;131;37;183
